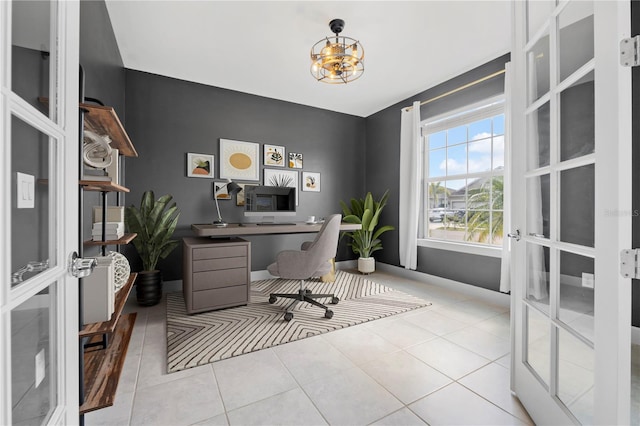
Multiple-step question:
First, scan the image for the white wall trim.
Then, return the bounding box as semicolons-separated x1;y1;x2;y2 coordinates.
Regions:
376;262;510;309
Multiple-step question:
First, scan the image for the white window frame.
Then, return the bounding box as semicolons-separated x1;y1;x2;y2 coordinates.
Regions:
418;95;505;258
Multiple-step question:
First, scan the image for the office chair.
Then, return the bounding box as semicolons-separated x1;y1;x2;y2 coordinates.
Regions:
267;214;342;321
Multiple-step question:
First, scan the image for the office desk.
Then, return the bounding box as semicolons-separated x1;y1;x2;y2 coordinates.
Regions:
191;222;361;237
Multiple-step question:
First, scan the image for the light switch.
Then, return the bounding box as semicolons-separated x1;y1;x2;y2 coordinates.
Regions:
17;172;35;209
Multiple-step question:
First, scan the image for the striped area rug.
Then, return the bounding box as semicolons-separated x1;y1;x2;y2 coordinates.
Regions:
166;271;431;372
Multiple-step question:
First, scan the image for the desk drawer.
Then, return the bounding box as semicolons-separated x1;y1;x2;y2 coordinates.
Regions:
192;285;247;310
193;256;246;272
192;268;247;291
193;245;246;260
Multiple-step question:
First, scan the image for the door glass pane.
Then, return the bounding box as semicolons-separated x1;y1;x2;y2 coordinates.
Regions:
560;164;594;247
558;328;594;424
558;251;594;341
11;1;55;118
11;115;55;288
558;1;594;82
632;343;640;424
527;243;550;313
526;174;550;239
526;304;550;386
527;0;555;41
527;102;550;169
11;284;58;425
527;28;550;103
560;71;594;162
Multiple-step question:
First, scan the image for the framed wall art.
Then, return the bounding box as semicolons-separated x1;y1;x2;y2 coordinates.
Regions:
186;153;214;178
288;152;303;169
264;144;285;167
302;172;320;192
264;168;298;205
219;139;260;181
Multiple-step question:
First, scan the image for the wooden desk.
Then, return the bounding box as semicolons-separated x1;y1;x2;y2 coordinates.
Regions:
191;222;361;237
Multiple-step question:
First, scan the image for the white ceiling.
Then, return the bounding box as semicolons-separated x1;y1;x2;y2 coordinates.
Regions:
105;1;511;117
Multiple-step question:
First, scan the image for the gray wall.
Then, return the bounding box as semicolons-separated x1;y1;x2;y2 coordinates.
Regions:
365;54;510;291
123;70;366;280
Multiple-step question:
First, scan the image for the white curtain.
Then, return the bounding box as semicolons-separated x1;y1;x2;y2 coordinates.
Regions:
499;63;512;293
399;101;422;270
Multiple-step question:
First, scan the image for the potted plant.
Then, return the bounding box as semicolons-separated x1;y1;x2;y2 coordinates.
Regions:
340;190;395;274
125;191;180;306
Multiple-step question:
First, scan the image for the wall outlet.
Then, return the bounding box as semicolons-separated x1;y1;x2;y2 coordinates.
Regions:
581;272;595;289
35;349;45;388
17;172;35;209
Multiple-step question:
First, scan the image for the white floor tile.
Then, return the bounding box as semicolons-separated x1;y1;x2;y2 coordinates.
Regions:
366;317;438;348
85;391;133;426
190;413;229;425
370;407;428;425
322;325;401;365
301;367;403;425
406;337;491;379
401;309;469;336
444;326;510;360
226;388;327;425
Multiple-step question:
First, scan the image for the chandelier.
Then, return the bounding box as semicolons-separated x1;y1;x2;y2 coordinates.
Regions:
310;19;364;84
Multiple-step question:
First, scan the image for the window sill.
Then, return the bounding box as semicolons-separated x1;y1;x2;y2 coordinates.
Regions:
417;238;502;258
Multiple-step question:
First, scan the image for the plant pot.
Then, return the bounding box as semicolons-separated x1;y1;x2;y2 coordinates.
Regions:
358;257;375;274
136;270;163;306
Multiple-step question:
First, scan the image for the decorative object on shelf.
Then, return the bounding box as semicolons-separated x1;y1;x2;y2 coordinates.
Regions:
82;255;115;325
264;168;298;205
219;139;259;181
105;148;120;184
310;18;364;84
288;152;303;169
236;183;257;206
213;179;242;227
83;130;113;169
125;191;181;306
109;251;131;291
186;152;215;178
264;144;285;167
302;172;321;192
340;190;395;274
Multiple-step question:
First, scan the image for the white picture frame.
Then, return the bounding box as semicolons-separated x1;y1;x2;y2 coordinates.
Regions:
264;168;298;205
264;144;285;167
219;139;260;181
186;152;215;178
302;172;321;192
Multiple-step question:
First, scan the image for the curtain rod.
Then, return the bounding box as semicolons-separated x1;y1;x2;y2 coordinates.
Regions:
403;69;506;112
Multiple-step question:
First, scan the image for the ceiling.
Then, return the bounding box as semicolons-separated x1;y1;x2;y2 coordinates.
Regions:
105;1;511;118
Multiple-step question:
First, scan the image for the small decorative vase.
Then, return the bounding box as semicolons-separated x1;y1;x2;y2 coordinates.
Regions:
358;257;375;274
136;270;162;306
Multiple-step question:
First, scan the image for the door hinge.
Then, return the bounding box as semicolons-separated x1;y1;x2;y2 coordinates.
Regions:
620;249;640;278
620;36;640;67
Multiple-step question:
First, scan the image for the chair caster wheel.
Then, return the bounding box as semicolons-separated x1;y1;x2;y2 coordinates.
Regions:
269;296;277;304
324;309;334;319
331;297;339;304
304;289;312;294
284;312;294;321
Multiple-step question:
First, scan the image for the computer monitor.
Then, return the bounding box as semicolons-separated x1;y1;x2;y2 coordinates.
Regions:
244;185;296;223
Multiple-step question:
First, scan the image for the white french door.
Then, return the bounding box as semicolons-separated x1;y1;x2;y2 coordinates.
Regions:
510;0;632;424
0;1;80;425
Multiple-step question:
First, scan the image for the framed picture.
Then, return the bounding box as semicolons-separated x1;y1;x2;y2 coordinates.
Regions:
213;181;232;200
264;144;285;167
186;153;214;178
264;168;298;205
288;152;303;169
219;139;260;181
302;172;321;192
236;183;258;206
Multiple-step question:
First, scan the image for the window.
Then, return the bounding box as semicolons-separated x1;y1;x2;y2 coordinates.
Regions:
421;98;505;251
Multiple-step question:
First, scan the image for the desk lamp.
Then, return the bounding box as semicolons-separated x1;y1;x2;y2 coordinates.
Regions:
213;179;241;227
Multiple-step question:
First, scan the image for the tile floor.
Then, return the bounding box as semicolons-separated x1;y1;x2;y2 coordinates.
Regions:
85;270;534;426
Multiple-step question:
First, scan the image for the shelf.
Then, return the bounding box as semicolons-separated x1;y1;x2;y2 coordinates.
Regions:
80;180;130;193
79;273;137;339
84;233;137;247
80;312;136;414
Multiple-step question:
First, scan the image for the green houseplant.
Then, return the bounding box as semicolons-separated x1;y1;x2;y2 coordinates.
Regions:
125;191;180;306
340;190;395;274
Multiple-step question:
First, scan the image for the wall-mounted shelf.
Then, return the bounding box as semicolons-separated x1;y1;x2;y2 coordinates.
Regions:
38;97;138;158
80;180;130;193
84;233;137;247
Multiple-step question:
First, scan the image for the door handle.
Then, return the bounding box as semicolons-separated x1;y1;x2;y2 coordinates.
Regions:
528;232;545;238
507;229;521;241
11;259;50;284
68;252;97;278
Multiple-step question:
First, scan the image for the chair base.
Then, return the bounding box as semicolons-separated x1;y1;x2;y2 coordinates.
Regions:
269;280;339;321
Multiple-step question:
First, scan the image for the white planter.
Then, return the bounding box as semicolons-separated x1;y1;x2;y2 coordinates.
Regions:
358;257;375;274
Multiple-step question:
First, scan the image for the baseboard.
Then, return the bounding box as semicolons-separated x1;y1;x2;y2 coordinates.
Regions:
376;262;510;309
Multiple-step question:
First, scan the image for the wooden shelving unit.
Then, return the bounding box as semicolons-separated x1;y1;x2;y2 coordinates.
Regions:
80;180;130;193
84;233;137;247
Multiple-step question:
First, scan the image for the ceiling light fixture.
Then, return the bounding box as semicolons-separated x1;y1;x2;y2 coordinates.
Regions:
310;18;364;84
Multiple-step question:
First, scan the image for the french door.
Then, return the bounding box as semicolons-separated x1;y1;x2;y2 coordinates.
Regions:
510;0;632;424
0;1;80;424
